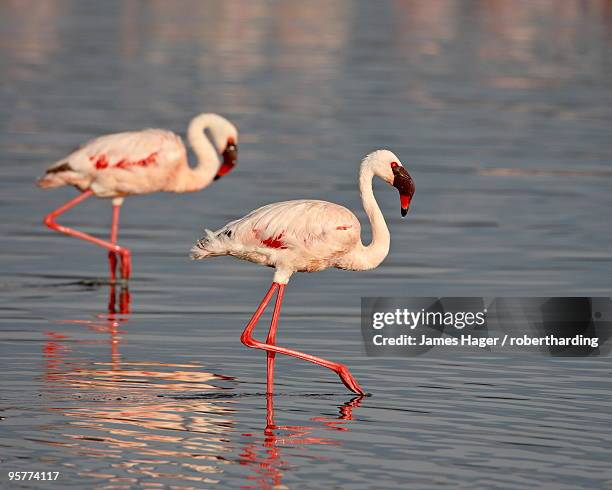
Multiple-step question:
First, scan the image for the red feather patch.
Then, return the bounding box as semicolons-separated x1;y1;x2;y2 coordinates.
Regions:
92;152;158;170
261;234;287;249
254;229;288;249
92;155;109;169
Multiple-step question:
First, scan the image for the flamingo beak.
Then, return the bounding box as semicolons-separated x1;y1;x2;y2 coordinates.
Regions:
400;195;411;217
392;165;415;218
214;139;238;180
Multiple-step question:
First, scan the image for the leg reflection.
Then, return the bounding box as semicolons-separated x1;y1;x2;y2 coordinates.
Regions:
240;393;366;489
104;283;130;370
44;283;131;379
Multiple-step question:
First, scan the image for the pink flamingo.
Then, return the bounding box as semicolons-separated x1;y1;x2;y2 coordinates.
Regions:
191;150;415;395
37;113;238;281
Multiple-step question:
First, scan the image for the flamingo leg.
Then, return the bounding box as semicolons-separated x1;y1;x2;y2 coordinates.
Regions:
265;285;284;394
241;282;366;395
108;284;131;315
108;203;121;281
43;191;132;281
265;393;275;431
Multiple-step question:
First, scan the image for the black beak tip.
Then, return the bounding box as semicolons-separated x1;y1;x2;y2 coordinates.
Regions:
401;208;408;217
213;175;220;181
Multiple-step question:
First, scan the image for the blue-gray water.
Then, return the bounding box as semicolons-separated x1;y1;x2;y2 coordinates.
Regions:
1;1;611;488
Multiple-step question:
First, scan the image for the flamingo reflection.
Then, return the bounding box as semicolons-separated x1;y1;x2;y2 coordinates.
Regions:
41;285;237;486
43;283;130;380
239;394;365;489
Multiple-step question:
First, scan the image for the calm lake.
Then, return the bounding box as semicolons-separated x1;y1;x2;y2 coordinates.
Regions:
1;1;611;488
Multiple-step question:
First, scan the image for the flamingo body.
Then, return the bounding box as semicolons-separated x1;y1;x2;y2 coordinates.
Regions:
38;129;187;197
192;200;362;282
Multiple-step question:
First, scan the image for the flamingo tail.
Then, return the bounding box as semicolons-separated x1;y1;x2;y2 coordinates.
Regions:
190;229;229;259
37;162;75;188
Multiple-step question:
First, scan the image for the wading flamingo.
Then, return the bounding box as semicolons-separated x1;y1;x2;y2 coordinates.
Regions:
37;113;238;281
190;150;415;395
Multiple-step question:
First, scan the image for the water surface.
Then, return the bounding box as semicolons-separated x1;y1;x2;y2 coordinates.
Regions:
1;1;611;488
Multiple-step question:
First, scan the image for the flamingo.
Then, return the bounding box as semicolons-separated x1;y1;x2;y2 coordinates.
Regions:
190;149;415;395
37;113;238;281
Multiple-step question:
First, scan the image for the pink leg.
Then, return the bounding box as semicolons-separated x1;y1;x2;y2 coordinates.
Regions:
241;283;366;395
107;284;131;315
108;283;117;313
119;287;130;314
265;393;275;434
106;203;131;281
108;204;120;281
43;190;132;280
265;285;284;394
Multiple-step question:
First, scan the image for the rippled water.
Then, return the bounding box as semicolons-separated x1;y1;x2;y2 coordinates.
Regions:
1;1;611;488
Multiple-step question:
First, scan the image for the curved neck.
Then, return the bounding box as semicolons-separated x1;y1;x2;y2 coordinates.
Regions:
348;165;391;270
177;115;222;192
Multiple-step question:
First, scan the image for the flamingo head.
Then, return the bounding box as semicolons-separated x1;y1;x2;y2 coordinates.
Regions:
368;149;415;217
190;113;238;181
391;161;415;217
215;137;238;180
